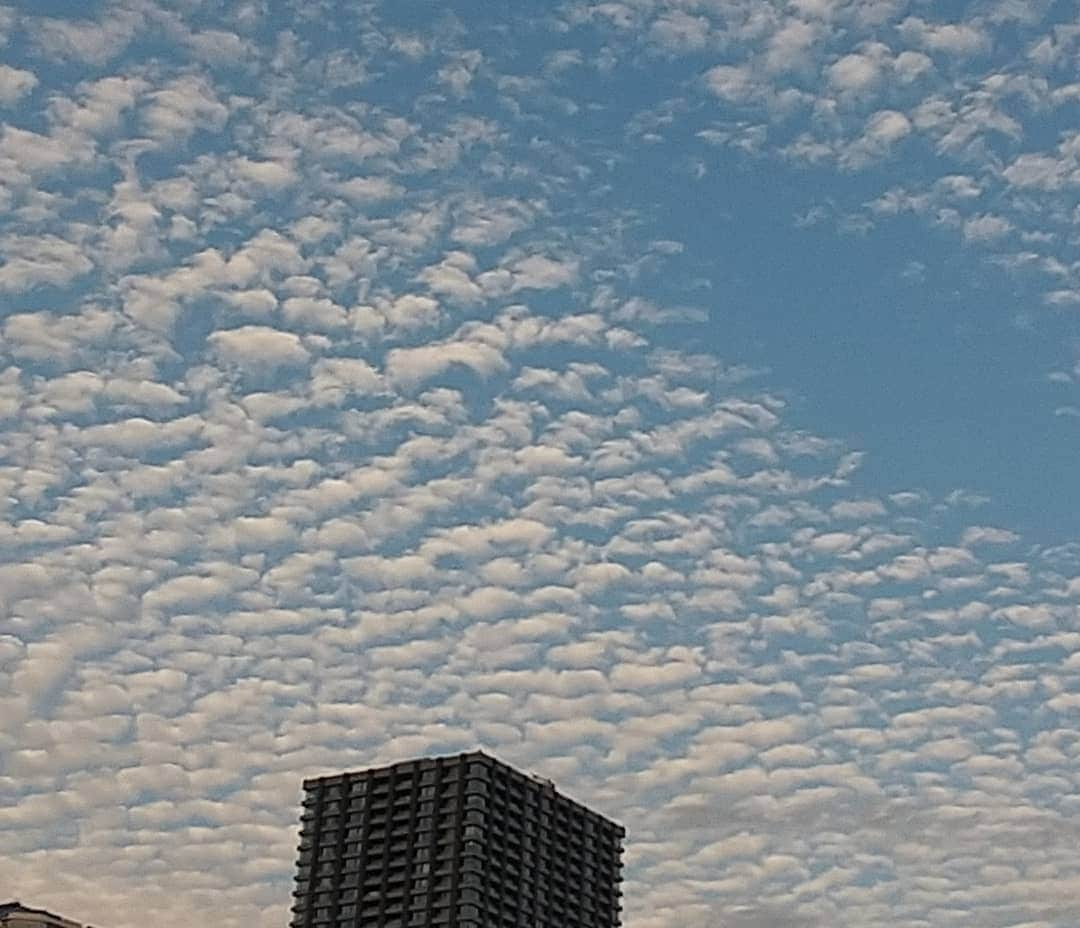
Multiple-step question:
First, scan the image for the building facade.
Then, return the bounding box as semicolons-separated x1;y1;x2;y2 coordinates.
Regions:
0;903;86;928
290;751;625;928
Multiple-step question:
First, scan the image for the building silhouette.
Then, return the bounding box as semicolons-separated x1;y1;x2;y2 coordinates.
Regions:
0;903;87;928
290;751;625;928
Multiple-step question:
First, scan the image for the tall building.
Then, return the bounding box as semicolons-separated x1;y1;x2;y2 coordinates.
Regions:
0;903;87;928
290;751;625;928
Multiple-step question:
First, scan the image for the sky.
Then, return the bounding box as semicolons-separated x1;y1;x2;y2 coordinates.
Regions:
1;1;1080;926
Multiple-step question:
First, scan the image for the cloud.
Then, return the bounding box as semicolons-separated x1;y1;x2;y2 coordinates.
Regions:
48;74;146;136
0;64;37;105
0;235;94;292
438;50;483;98
705;65;759;104
2;5;1080;928
450;197;536;247
649;12;711;54
385;338;508;388
31;10;143;65
1003;145;1078;191
309;357;383;402
231;157;296;191
505;254;580;291
963;213;1012;242
141;74;229;141
840;109;912;167
2;308;116;364
336;175;403;202
208;325;310;367
898;17;991;56
827;51;883;93
711;904;820;928
764;18;819;73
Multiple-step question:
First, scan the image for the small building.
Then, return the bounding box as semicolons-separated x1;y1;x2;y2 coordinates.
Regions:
0;903;85;928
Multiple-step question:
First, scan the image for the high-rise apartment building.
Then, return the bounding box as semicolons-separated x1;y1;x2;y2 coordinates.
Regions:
289;751;625;928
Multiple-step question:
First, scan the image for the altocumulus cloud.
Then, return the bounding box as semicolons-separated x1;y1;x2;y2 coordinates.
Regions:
1;4;1080;928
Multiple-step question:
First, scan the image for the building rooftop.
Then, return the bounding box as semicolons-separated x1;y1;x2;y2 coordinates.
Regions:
0;903;84;928
300;749;625;834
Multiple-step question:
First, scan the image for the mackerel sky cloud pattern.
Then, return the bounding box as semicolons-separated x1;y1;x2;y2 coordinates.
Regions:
2;2;1080;927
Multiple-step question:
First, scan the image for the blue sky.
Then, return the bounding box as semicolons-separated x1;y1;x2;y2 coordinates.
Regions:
2;1;1080;927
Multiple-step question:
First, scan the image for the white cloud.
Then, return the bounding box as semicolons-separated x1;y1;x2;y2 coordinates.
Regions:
764;19;819;73
309;357;383;402
2;308;115;364
961;526;1020;545
385;339;508;388
281;296;348;330
705;65;758;104
0;64;37;105
505;254;579;291
865;109;912;144
451;197;535;246
1003;151;1076;190
336;175;403;202
963;213;1012;242
208;325;310;367
48;75;146;136
2;6;1080;928
827;51;882;93
141;75;229;141
383;293;442;331
438;50;483;98
32;10;142;65
840;109;911;167
0;234;93;292
231;157;296;191
893;49;934;82
649;12;710;54
898;17;991;56
418;253;484;304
